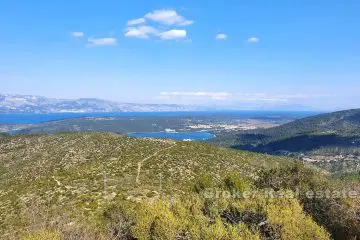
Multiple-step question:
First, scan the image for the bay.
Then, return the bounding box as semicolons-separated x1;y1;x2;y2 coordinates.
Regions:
127;131;214;141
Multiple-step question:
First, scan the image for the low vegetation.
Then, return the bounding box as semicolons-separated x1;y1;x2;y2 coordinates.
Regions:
0;133;359;239
210;109;360;175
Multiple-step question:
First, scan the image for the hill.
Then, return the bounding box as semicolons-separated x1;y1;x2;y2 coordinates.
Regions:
0;94;202;113
0;93;316;114
0;132;359;239
210;108;360;173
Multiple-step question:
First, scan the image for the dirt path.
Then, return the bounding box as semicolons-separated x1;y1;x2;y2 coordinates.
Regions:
135;144;176;185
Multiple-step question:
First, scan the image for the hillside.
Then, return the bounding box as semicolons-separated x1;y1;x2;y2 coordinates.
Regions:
0;133;287;236
0;132;359;239
211;109;360;173
248;108;360;139
0;132;279;201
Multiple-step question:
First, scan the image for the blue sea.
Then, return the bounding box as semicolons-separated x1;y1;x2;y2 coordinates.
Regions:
0;111;319;124
1;111;320;140
128;131;214;141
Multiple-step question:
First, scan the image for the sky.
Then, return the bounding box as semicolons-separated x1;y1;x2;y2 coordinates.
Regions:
0;0;359;111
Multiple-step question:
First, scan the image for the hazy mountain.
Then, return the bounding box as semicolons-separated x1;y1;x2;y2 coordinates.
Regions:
0;94;202;113
0;93;317;113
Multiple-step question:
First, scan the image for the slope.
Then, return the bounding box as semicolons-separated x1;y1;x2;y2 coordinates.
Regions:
0;133;289;233
1;132;359;239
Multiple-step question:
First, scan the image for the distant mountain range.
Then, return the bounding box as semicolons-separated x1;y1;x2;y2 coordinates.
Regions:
0;93;318;113
0;94;204;113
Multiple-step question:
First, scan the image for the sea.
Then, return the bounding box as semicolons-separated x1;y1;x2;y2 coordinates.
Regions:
127;131;214;141
0;111;319;141
0;111;318;124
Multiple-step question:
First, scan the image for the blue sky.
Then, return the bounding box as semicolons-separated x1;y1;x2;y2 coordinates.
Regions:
0;0;359;110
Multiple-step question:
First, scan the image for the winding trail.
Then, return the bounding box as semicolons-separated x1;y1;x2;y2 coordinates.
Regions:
135;143;176;185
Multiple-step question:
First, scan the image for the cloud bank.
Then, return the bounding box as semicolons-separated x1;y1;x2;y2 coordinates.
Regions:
157;91;333;102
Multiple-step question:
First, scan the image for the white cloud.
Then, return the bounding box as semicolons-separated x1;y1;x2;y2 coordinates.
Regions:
124;9;193;41
145;9;193;26
247;37;259;43
71;32;84;38
216;33;227;40
159;29;187;40
236;93;287;102
160;91;231;99
127;18;146;26
178;20;194;26
235;93;333;102
87;37;117;46
158;92;333;102
124;26;158;39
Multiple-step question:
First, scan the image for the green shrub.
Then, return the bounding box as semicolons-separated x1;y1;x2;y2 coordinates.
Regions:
193;174;215;193
255;163;360;239
222;173;252;192
101;180;330;239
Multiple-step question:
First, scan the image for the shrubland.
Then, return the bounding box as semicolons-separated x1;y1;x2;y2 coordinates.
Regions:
0;133;359;239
